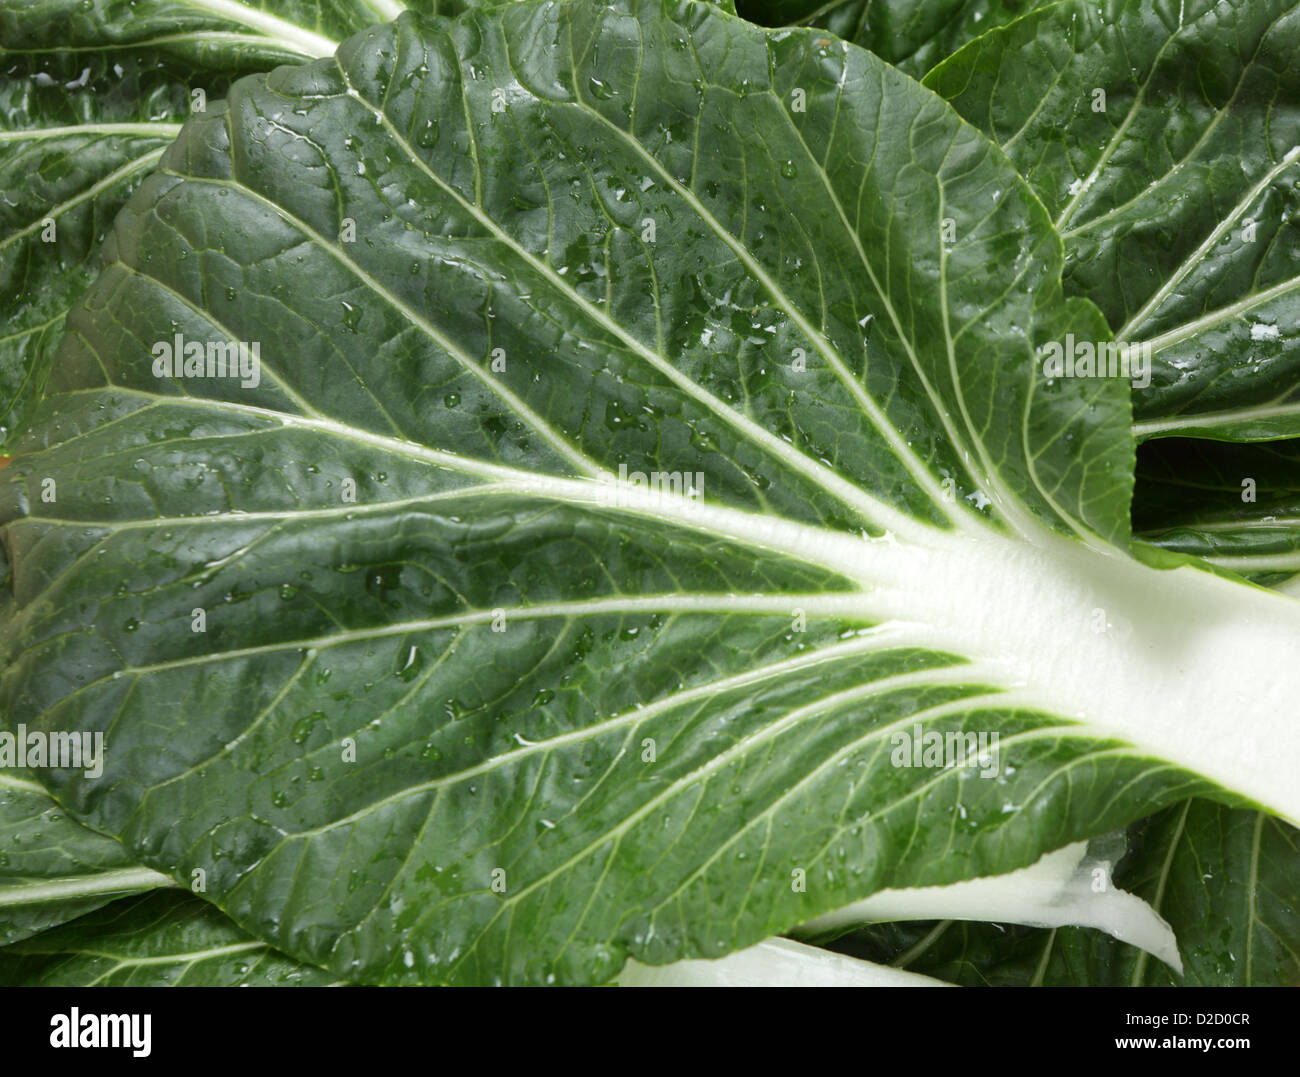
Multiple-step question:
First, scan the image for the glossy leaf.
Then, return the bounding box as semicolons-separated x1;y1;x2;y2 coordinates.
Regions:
5;0;1300;987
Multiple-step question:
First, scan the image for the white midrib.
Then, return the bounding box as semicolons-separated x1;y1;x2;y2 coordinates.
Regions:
0;772;45;794
1181;517;1300;534
359;0;407;21
67;942;267;982
1134;399;1300;439
23;415;1300;831
0;123;184;143
0;3;350;62
0;32;310;56
617;937;951;987
1245;810;1264;982
869;524;1300;827
173;0;340;57
0;867;177;907
1201;550;1300;573
488;485;1300;826
798;841;1182;971
1139;270;1300;358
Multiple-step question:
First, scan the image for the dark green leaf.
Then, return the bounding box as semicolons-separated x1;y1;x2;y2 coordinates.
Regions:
735;0;1040;79
1134;437;1300;583
0;889;341;985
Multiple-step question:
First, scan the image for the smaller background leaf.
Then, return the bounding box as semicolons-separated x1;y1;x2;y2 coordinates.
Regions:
735;0;1039;78
1133;437;1300;584
828;800;1300;986
0;889;343;986
0;773;172;945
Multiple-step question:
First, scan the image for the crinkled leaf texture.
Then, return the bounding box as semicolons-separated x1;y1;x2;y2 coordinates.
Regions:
924;0;1300;441
4;0;1300;986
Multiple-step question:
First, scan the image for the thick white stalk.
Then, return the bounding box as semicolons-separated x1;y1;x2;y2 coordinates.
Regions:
857;524;1300;826
798;838;1181;973
616;937;951;987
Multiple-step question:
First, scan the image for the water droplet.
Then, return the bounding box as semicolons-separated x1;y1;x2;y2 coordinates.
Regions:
291;711;325;745
340;300;363;332
396;645;423;682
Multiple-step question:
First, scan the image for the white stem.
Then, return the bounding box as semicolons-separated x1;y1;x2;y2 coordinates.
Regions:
177;0;338;57
798;837;1182;973
862;525;1300;827
0;867;177;906
616;937;952;987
